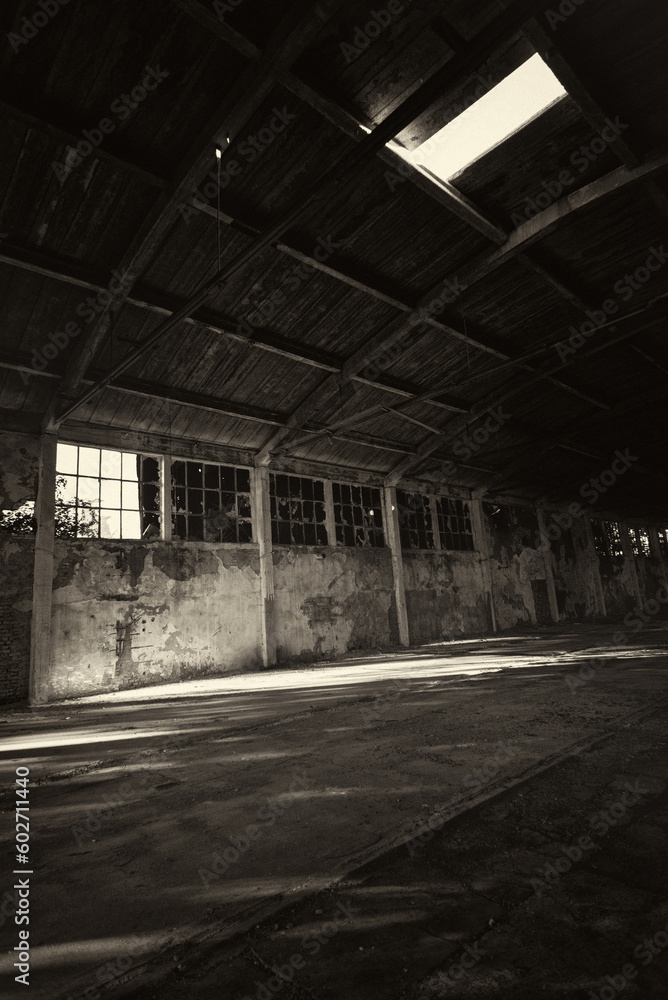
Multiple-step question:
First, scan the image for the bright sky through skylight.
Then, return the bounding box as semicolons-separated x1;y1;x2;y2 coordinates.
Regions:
410;54;567;181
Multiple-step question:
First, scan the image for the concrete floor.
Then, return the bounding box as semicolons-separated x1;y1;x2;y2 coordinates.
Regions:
1;623;668;999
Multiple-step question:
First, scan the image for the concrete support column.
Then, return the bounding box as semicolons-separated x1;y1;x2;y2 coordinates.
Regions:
254;465;276;668
160;454;172;541
620;523;643;607
536;508;560;622
470;497;497;633
29;432;58;705
323;479;336;546
584;518;607;617
428;494;442;550
383;485;409;646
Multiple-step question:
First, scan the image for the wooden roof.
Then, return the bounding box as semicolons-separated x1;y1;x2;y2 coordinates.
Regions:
1;0;667;515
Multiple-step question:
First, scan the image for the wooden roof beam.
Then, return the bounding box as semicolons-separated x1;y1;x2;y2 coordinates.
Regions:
54;0;347;411
58;0;554;429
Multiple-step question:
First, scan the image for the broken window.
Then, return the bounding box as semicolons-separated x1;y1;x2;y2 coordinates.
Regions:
333;482;384;547
0;500;35;534
593;520;623;558
54;444;160;539
171;461;252;542
658;528;668;557
436;497;474;551
396;490;436;550
270;474;327;545
628;526;651;557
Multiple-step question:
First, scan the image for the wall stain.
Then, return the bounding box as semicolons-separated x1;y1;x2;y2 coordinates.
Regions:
153;546;219;581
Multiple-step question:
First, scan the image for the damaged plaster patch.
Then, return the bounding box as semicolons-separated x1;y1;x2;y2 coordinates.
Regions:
152;546;220;581
301;596;344;629
108;546;149;587
217;548;260;574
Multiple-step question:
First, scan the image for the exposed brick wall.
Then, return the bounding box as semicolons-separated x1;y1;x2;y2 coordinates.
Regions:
0;430;39;703
0;596;31;702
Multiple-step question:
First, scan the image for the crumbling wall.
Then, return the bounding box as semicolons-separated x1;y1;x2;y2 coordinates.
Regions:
272;546;394;661
483;503;546;629
49;540;262;699
547;519;599;619
0;432;39;702
597;552;638;616
401;550;491;643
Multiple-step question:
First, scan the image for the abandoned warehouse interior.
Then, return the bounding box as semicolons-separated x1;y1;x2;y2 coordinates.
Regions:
2;0;668;997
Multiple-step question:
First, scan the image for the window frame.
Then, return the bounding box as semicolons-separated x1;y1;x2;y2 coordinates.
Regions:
170;457;253;544
54;443;161;541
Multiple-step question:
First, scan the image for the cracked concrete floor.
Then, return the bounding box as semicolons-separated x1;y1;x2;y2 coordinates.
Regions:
1;622;668;999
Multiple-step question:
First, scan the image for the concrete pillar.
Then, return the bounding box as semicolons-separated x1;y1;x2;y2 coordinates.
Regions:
584;518;607;617
323;478;336;546
428;494;442;550
536;508;560;622
620;523;643;607
383;485;409;646
253;465;276;667
470;497;497;633
29;432;58;705
160;454;172;541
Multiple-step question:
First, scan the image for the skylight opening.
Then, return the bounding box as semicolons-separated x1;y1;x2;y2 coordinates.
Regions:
399;53;567;182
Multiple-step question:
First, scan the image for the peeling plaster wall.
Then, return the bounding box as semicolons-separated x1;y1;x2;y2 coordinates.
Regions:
0;431;39;702
483;503;546;629
635;551;668;606
597;554;639;616
547;521;599;619
49;541;262;699
272;546;394;661
402;551;491;643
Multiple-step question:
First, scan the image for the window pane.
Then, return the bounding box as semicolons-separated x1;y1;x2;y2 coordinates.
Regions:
56;474;78;505
101;509;121;538
187;462;202;487
100;479;121;509
101;450;122;478
56;444;78;475
78;477;100;504
77;506;99;538
142;457;159;483
236;469;250;493
78;447;100;477
122;481;141;510
122;453;139;479
204;465;220;489
121;509;141;538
